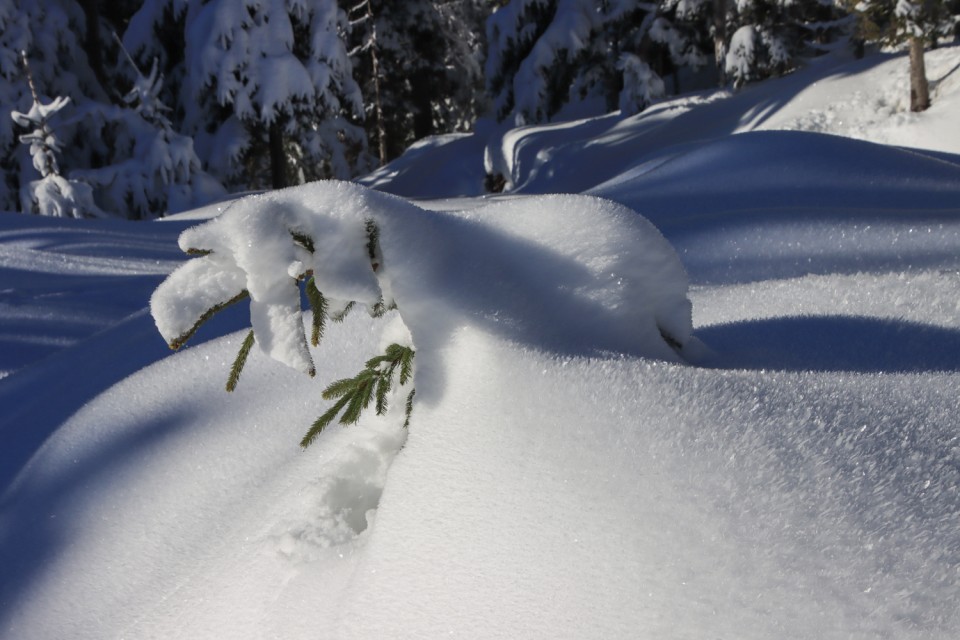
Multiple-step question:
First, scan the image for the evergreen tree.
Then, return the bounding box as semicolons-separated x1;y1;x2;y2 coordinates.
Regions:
722;0;850;88
71;41;226;218
1;0;225;217
182;0;368;190
485;0;707;125
11;53;104;217
0;0;102;212
857;0;956;111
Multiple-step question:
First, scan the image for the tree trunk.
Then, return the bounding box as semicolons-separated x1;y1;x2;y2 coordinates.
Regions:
909;36;930;112
410;68;434;147
79;0;107;91
353;0;388;166
269;120;288;189
713;0;728;87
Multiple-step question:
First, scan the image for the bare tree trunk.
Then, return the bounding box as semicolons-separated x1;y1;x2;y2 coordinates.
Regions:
269;119;288;189
713;0;728;87
909;36;930;112
79;0;106;89
356;0;387;166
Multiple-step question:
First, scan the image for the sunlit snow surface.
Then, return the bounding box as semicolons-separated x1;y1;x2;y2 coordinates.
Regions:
2;48;960;639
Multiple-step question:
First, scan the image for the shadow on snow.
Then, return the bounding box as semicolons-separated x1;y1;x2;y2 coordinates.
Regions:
698;314;960;373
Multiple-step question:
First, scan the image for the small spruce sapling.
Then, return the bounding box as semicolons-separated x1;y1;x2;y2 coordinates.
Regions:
157;217;415;448
11;52;104;218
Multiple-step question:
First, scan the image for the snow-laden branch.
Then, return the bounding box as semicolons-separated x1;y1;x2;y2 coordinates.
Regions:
152;181;695;429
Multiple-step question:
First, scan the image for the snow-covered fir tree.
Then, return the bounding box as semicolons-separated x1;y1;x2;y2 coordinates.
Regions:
618;53;666;115
1;0;225;218
71;47;226;218
182;0;368;190
485;0;707;125
11;56;103;218
0;0;102;212
722;0;851;87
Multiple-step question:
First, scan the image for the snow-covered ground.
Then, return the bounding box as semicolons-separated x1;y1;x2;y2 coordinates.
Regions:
2;47;960;639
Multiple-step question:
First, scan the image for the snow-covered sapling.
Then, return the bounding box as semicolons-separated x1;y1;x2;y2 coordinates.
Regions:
151;197;416;447
11;52;103;218
152;182;699;451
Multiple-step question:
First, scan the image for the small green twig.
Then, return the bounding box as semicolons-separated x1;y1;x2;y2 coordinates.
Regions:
226;330;255;391
305;278;328;347
300;343;415;449
169;290;250;350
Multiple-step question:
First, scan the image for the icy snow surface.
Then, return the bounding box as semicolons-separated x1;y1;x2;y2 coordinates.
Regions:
2;47;960;639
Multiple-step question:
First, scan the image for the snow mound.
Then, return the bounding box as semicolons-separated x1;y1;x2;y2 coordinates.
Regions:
152;181;695;394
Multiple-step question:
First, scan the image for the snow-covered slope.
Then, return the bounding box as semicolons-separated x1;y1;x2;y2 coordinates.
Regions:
2;47;960;639
362;46;960;198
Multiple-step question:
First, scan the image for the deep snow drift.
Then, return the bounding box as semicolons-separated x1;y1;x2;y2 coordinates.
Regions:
2;47;960;639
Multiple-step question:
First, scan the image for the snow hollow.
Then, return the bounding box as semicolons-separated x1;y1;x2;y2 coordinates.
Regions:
2;47;960;639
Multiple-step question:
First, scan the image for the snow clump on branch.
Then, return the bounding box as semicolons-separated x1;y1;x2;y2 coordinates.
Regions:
151;181;697;428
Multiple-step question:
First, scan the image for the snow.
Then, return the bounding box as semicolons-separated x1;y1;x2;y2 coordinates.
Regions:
397;46;960;199
153;182;695;383
3;46;960;639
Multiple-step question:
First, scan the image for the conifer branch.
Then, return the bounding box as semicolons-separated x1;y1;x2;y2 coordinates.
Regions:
226;330;255;392
375;375;391;415
168;290;250;350
301;343;415;448
403;389;416;429
368;297;387;318
305;278;327;346
301;394;352;448
330;301;355;323
291;230;315;254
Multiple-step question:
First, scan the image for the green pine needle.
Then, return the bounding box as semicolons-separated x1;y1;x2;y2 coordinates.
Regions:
301;394;351;448
322;377;359;400
330;301;355;323
290;230;315;254
169;290;250;350
375;375;391;415
306;278;328;347
398;350;413;386
369;298;387;318
225;330;255;392
340;378;372;425
403;389;416;429
364;353;390;369
301;342;416;448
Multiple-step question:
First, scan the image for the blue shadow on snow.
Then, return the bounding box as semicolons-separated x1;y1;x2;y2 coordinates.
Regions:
698;315;960;373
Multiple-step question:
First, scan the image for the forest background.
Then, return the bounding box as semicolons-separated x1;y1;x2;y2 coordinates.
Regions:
1;0;958;220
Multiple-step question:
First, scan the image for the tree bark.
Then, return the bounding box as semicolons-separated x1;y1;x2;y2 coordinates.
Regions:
79;0;108;91
713;0;728;87
269;119;288;189
909;36;930;112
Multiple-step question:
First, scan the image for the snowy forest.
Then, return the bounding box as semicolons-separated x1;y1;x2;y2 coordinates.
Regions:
2;0;958;219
